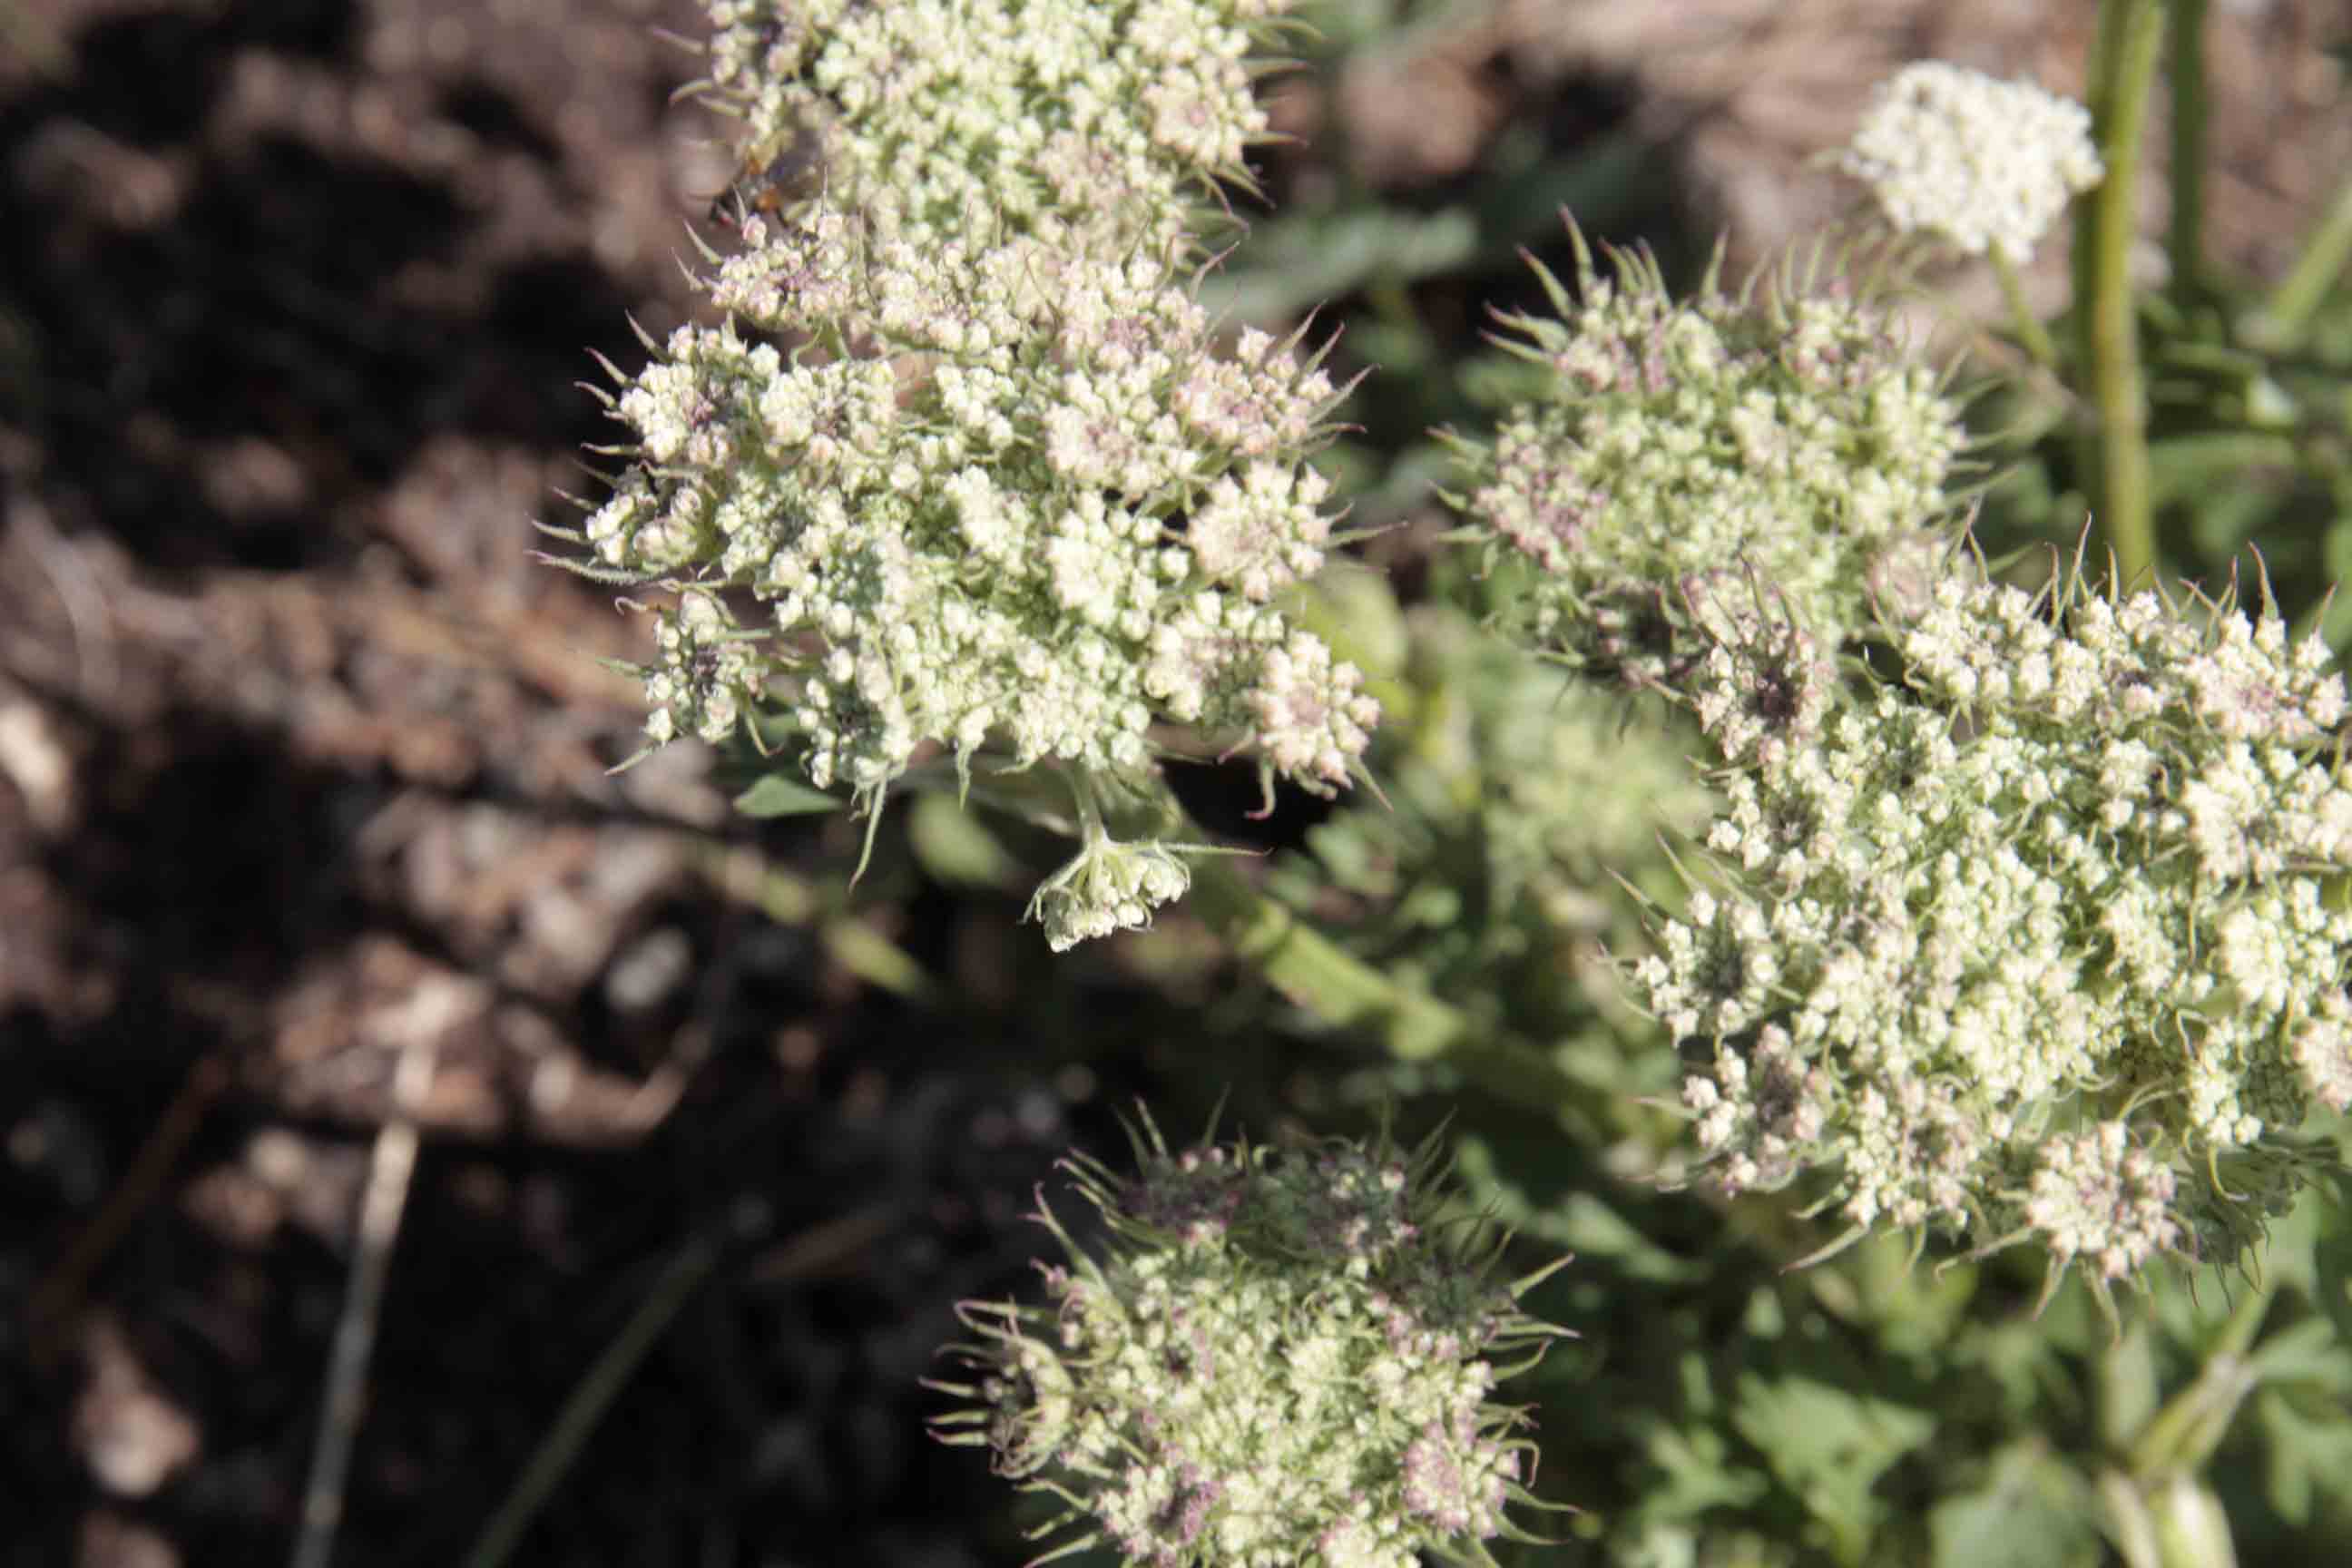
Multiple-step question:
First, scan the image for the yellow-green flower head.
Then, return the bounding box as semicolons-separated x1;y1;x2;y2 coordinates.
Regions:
1641;568;2352;1287
1840;61;2103;262
704;0;1298;257
932;1115;1568;1568
1457;232;1969;688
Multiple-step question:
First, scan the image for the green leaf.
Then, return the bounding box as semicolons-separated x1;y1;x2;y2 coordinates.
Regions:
734;773;846;818
1928;1442;2099;1568
2312;1201;2352;1354
2256;1386;2352;1527
1732;1374;1936;1563
907;793;1020;888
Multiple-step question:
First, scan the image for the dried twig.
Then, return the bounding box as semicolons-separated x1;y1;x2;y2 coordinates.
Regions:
289;1032;437;1568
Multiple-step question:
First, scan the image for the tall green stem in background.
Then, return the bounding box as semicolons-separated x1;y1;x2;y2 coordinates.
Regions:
2075;0;2167;589
2167;0;2209;299
2252;174;2352;347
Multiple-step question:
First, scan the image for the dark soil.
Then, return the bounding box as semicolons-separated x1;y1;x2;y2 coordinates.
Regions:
0;4;1175;1563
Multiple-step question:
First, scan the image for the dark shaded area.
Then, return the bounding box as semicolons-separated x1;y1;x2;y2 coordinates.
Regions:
0;3;1142;1564
0;0;641;578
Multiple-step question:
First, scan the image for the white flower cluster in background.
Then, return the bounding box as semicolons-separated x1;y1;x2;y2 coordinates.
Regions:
704;0;1288;259
1455;235;1968;687
1642;570;2352;1285
567;0;1375;947
934;1119;1563;1568
1840;61;2103;261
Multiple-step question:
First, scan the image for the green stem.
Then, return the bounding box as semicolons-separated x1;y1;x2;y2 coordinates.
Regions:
2251;172;2352;346
1186;858;1581;1112
2125;1278;2271;1481
464;1234;722;1568
2075;0;2167;590
1989;247;2059;371
2167;0;2209;300
2096;1273;2269;1568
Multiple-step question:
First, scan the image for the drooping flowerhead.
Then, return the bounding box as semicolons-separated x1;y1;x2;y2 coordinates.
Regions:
932;1112;1569;1568
1839;61;2103;261
1455;231;1970;688
1641;564;2352;1292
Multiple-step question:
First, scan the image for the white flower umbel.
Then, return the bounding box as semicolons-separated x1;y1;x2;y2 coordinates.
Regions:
931;1113;1568;1568
703;0;1296;259
1840;61;2103;261
595;218;1367;798
1639;565;2352;1293
1455;231;1968;689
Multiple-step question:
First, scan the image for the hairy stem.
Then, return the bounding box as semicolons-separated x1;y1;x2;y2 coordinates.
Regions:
2075;0;2167;588
1990;246;2060;370
1186;858;1581;1112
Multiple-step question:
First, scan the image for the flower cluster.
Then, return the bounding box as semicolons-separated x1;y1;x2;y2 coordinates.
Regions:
1641;569;2352;1283
1454;233;1969;688
933;1115;1565;1567
566;0;1377;946
1840;61;2103;261
593;220;1371;811
703;0;1289;259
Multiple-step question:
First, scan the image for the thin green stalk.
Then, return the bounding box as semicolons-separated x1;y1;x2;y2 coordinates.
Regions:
2075;0;2168;589
2251;173;2352;346
1989;247;2059;370
2095;1274;2272;1568
463;1208;888;1568
464;1235;721;1568
2124;1278;2271;1481
1186;857;1465;1061
2167;0;2209;299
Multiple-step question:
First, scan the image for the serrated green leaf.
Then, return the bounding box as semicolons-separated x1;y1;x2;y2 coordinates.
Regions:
2256;1386;2352;1527
1928;1442;2098;1568
1732;1375;1936;1562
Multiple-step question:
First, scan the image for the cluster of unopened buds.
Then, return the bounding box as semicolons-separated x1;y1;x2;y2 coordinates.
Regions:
1453;230;1970;689
930;1114;1568;1568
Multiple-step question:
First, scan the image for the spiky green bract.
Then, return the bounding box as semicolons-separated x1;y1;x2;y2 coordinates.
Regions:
701;0;1301;259
1453;229;1968;690
932;1113;1570;1568
1639;563;2352;1306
